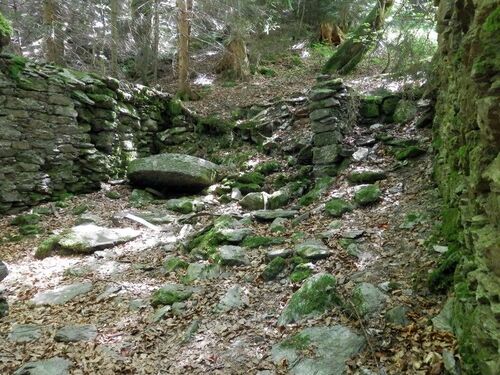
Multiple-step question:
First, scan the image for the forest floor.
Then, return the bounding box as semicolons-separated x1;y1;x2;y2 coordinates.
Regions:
0;56;458;375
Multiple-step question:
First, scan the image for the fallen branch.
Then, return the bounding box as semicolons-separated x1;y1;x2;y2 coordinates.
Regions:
124;213;160;231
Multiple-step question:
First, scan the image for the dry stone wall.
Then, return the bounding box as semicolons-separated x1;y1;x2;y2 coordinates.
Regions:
433;1;499;373
0;55;187;214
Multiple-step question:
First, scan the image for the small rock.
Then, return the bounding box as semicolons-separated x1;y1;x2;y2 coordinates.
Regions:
231;188;242;201
14;357;72;375
151;284;194;307
266;248;294;259
352;147;370;161
433;245;448;254
342;229;364;239
32;282;93;305
351;283;387;316
54;324;97;342
217;285;248;311
385;306;410;325
150;305;171;322
295;240;331;260
252;209;298;221
354;185;382;206
270;217;288;233
442;350;460;375
370;123;384;131
432;298;454;332
185;263;221;282
8;324;42;342
218;246;249;266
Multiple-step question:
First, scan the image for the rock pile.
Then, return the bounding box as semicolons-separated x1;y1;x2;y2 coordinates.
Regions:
309;77;357;176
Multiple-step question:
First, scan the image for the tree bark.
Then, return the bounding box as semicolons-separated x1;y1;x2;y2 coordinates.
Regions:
131;0;152;84
215;34;250;80
110;0;118;75
323;0;394;74
42;0;64;64
152;0;160;82
176;0;192;98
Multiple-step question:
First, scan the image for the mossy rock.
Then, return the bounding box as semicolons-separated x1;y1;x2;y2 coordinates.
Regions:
166;198;195;214
151;284;193;307
278;273;342;325
237;172;265;186
394;146;426;160
348;170;387;184
19;224;42;236
11;213;40;226
381;96;400;116
256;161;280;175
299;177;333;206
290;264;313;283
428;247;461;292
72;205;89;215
242;236;285;249
262;257;286;281
168;98;183;116
325;198;353;218
129;189;155;207
105;191;121;200
393;100;417;123
164;257;189;273
354;185;381;206
187;216;242;257
360;96;382;118
35;235;61;259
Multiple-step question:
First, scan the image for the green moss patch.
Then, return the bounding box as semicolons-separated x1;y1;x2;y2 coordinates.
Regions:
262;257;286;281
0;11;13;38
242;236;285;249
394;146;426;160
151;284;193;307
299;177;333;206
11;213;40;226
354;185;381;206
35;235;61;259
290;264;313;283
164;257;189;273
325;198;353;218
256;161;280;175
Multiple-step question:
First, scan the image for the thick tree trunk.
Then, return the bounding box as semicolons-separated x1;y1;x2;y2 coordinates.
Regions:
320;22;345;46
42;0;64;64
152;0;160;82
110;0;118;75
177;0;191;98
131;0;152;84
215;34;250;80
323;0;394;74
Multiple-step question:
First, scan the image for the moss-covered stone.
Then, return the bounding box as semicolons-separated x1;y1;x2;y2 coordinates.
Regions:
237;171;265;186
166;198;194;214
360;96;382;118
262;257;286;281
151;284;193;307
393;100;417;123
278;273;342;325
35;235;61;259
354;185;381;206
164;257;189;273
256;161;280;175
325;198;353;218
242;236;285;249
11;213;40;226
381;96;400;116
290;264;313;283
19;224;42;236
394;146;426;160
129;189;155;207
299;177;333;206
105;191;121;199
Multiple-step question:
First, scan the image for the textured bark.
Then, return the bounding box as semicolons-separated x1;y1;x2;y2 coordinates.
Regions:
131;0;152;84
323;0;394;74
152;0;160;81
215;34;250;80
320;22;345;45
110;0;118;75
176;0;191;98
42;0;64;64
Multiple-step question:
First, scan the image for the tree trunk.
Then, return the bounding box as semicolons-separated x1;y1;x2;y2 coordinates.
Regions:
215;34;250;81
176;0;191;98
110;0;118;75
131;0;152;84
320;22;345;46
42;0;64;64
323;0;394;74
152;0;160;82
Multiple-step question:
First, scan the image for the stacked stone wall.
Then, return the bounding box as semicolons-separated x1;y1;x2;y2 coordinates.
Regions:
0;56;183;214
433;1;499;373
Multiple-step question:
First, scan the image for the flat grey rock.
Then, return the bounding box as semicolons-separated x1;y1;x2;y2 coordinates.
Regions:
32;282;93;305
54;324;97;342
295;240;331;260
8;324;42;342
14;357;72;375
432;298;454;332
218;246;249;266
266;248;294;259
351;282;387;316
57;224;140;253
271;325;365;375
252;209;298;221
217;285;248;312
185;263;221;282
128;153;219;192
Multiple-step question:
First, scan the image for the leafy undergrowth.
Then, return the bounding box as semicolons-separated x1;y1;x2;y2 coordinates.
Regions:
0;58;457;374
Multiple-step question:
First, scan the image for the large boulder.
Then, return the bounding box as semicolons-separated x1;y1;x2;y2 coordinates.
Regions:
128;153;219;193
